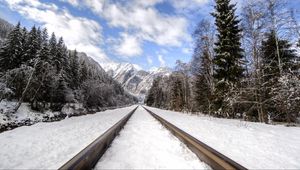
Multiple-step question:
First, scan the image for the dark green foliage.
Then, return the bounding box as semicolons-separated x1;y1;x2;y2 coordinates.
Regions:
145;77;167;108
68;50;80;89
145;72;189;112
262;30;297;79
169;74;184;111
23;26;41;64
212;0;244;85
261;30;298;122
0;22;23;72
212;0;244;114
0;21;137;112
194;73;212;113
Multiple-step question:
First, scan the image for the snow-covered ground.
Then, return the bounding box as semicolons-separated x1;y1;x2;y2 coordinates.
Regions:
0;100;88;131
0;101;60;126
145;106;300;169
0;105;136;169
95;106;208;169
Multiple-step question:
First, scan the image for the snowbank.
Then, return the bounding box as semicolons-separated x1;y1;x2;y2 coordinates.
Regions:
0;100;132;132
0;101;63;132
0;105;136;169
145;106;300;169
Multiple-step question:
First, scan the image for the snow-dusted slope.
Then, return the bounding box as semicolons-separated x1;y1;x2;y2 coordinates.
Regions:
106;63;172;101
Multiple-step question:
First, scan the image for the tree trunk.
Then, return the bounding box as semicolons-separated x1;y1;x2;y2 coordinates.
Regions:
13;60;39;113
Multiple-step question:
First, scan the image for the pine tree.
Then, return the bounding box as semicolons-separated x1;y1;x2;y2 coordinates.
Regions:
69;50;80;89
23;26;41;64
212;0;244;113
51;72;68;111
261;30;297;81
212;0;244;85
192;19;215;114
39;28;50;62
0;22;23;72
170;74;184;111
194;50;214;114
261;30;298;122
80;61;88;83
49;32;57;63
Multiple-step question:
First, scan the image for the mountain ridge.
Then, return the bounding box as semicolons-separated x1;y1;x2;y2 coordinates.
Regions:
106;63;172;101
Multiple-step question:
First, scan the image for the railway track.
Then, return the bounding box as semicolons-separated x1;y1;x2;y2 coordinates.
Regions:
143;106;247;170
59;106;138;170
59;105;247;170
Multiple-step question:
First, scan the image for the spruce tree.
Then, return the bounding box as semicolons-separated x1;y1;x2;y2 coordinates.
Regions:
212;0;244;113
80;61;88;83
23;26;41;64
194;50;213;114
0;22;23;71
39;28;50;62
170;75;184;111
49;32;57;62
261;30;298;121
262;30;297;81
69;50;80;89
55;37;69;74
212;0;244;85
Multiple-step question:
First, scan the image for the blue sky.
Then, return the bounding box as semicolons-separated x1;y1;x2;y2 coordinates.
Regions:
0;0;299;70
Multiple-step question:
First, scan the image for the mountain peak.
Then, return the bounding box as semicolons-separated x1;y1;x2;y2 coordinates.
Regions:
105;63;172;101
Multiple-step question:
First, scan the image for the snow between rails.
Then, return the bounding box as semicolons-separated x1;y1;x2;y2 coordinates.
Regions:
96;106;209;169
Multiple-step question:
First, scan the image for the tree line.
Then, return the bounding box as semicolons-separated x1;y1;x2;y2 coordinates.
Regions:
0;21;137;113
146;0;300;123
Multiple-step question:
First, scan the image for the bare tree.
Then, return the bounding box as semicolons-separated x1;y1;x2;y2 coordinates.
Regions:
13;59;39;113
242;0;268;122
192;19;215;114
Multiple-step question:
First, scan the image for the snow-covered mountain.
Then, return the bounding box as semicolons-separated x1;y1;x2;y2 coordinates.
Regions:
106;63;172;101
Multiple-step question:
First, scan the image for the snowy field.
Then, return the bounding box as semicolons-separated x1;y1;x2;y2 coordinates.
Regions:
96;106;209;169
0;105;136;169
145;106;300;169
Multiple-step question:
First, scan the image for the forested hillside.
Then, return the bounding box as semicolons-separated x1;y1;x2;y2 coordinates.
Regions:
145;0;300;123
0;18;13;44
0;20;137;117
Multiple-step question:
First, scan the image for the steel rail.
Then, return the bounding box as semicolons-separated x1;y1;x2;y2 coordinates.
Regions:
59;106;138;170
143;106;247;170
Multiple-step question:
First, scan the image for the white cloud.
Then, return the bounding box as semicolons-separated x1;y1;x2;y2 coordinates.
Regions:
182;47;192;54
103;3;189;47
147;56;153;65
4;0;112;65
170;0;210;10
158;55;166;67
115;33;142;57
62;0;190;56
60;0;79;7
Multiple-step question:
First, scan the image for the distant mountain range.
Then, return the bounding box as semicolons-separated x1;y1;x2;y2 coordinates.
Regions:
106;63;172;101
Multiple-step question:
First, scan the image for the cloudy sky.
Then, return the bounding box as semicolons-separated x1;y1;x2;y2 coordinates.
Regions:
0;0;299;70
